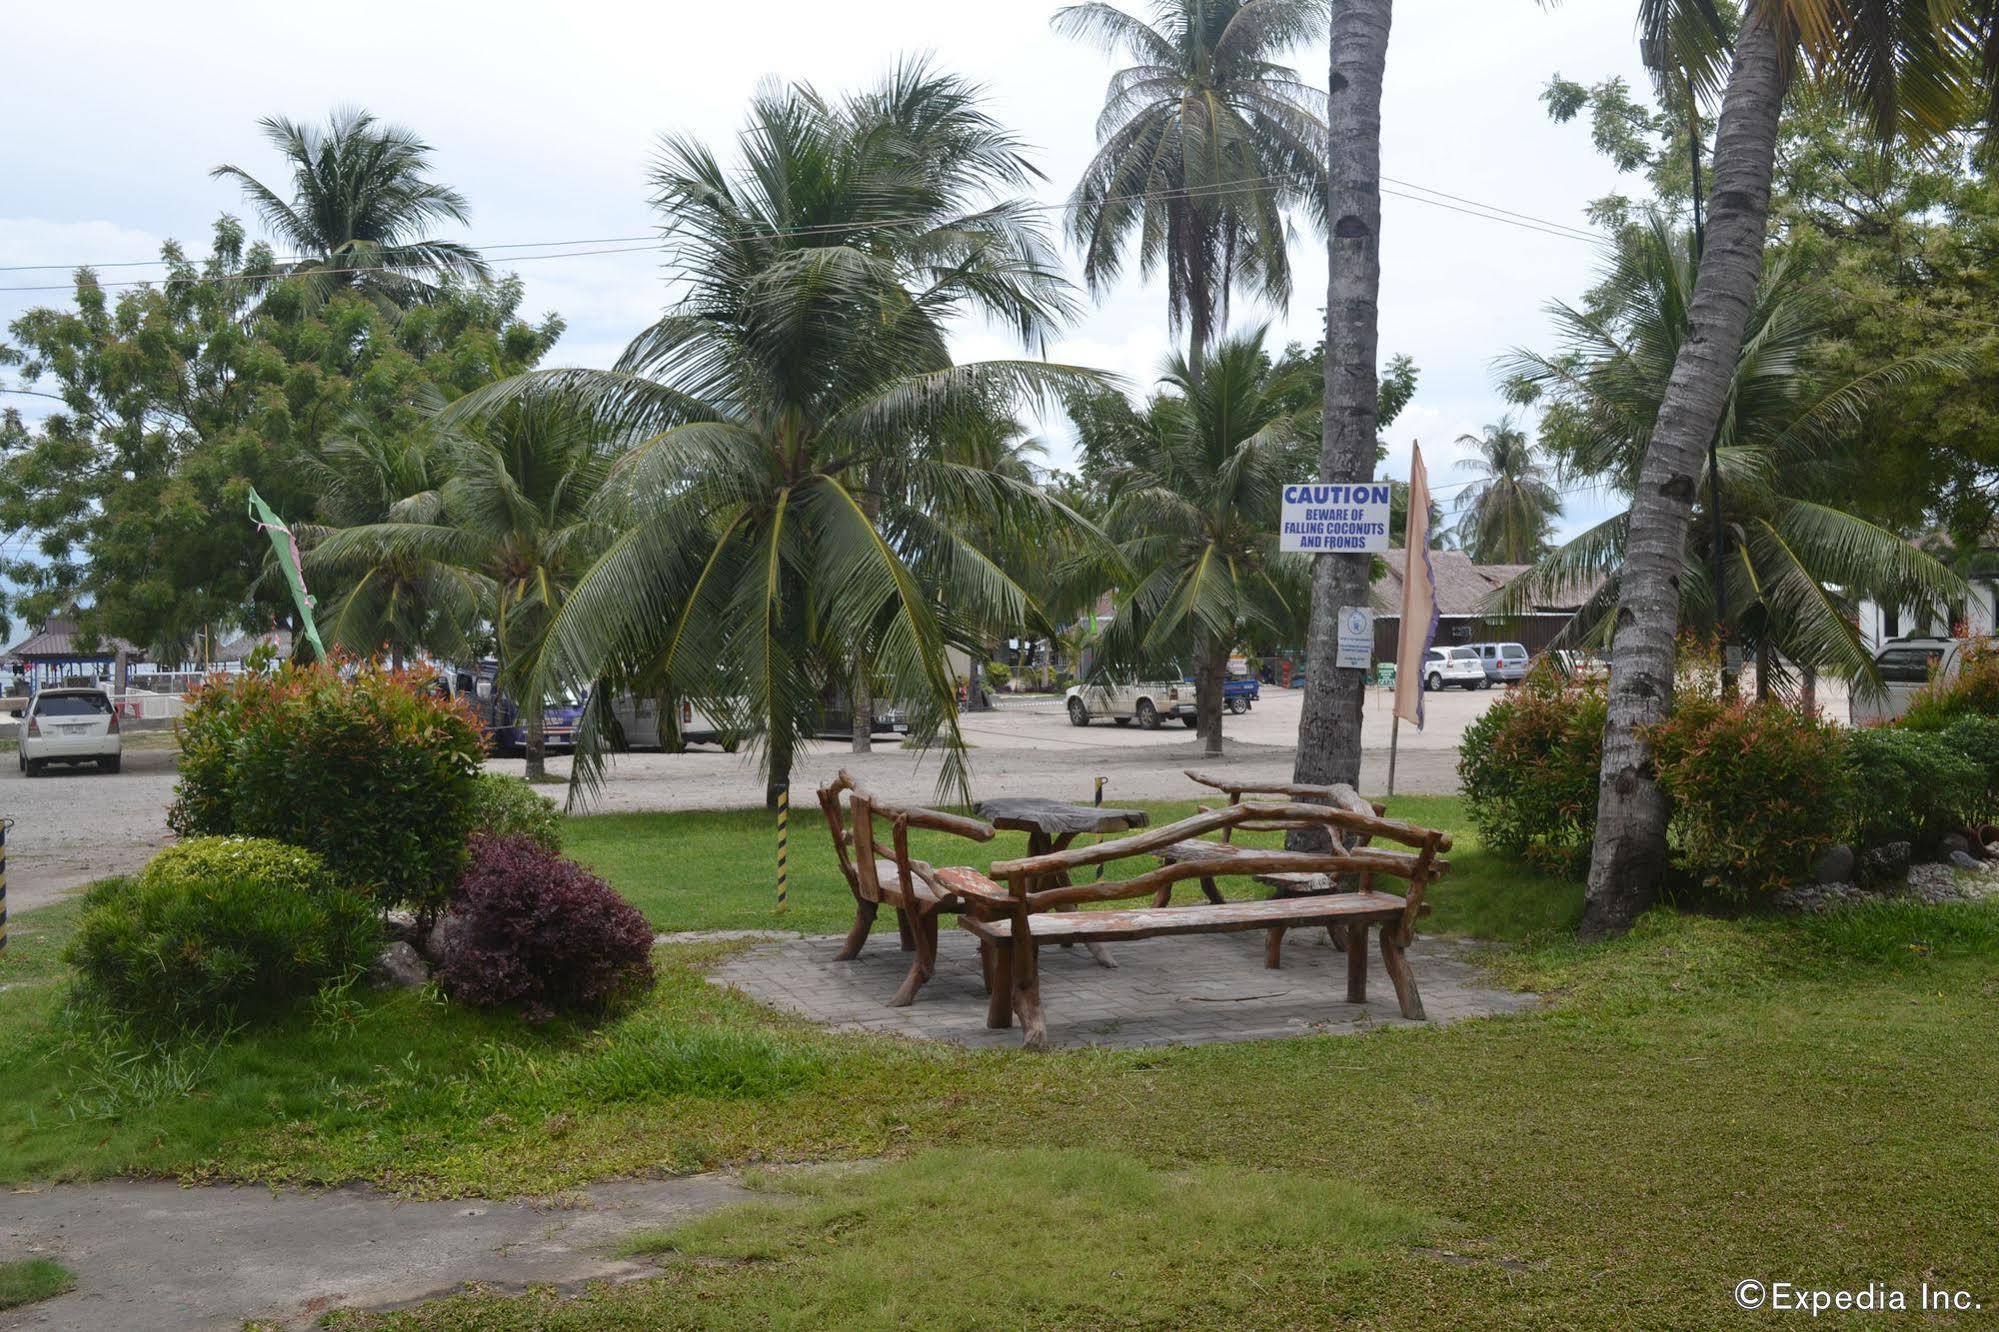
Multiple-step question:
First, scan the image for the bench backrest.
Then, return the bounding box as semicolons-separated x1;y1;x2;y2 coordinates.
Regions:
986;801;1447;940
816;769;995;903
1183;769;1452;854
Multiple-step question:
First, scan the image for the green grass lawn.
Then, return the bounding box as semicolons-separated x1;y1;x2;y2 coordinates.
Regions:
0;1257;73;1311
4;799;1996;1328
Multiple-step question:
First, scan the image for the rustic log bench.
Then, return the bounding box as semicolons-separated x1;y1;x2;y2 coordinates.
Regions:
816;770;996;1007
940;803;1446;1049
1154;770;1455;969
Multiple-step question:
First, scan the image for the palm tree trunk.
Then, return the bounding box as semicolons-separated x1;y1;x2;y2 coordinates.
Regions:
1198;630;1226;758
851;659;873;755
767;733;793;813
1295;0;1392;802
1801;664;1817;715
525;706;546;783
1755;637;1772;702
1580;13;1787;941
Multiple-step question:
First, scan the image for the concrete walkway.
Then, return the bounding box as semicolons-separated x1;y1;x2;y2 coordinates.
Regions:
709;928;1537;1049
0;1174;754;1331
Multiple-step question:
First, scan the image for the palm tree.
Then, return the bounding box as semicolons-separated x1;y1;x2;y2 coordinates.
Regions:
458;66;1095;809
1055;0;1329;369
1450;417;1561;564
1576;0;1993;938
1295;0;1393;808
298;411;479;669
1501;214;1966;692
312;394;619;780
1093;327;1315;756
212;108;489;303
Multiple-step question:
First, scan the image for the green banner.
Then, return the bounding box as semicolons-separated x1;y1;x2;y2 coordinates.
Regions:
247;487;328;661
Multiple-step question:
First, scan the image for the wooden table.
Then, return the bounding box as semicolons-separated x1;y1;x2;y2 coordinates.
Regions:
974;797;1151;969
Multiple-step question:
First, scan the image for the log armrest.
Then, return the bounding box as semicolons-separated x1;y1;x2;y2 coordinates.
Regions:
931;866;1014;906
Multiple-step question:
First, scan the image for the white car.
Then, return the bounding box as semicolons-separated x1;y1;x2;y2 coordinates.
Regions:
1850;636;1960;726
1065;678;1196;729
1421;647;1487;692
17;687;123;775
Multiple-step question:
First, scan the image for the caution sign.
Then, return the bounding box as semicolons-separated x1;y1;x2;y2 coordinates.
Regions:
1280;483;1392;554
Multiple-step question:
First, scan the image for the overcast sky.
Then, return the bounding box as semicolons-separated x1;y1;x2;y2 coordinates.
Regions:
1;0;1654;539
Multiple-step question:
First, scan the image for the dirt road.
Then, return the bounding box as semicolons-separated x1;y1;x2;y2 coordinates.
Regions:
0;686;1494;913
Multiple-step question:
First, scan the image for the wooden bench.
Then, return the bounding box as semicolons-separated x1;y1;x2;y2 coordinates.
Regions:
816;770;996;1008
944;802;1446;1049
1154;770;1455;969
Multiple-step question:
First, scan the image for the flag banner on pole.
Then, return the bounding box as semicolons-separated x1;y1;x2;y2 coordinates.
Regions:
247;487;328;661
1392;443;1439;730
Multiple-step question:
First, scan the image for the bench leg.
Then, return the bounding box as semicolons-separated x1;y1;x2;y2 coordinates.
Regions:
978;939;992;996
888;911;940;1008
1379;928;1425;1020
1345;922;1368;1003
1012;938;1046;1049
1152;882;1173;908
986;939;1014;1028
1200;875;1225;905
835;899;880;961
1264;925;1285;969
896;909;917;953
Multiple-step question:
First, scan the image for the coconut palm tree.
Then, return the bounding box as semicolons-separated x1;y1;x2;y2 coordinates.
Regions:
212;108;489;303
1093;327;1316;756
311;394;620;780
297;411;480;669
454;66;1096;809
1294;0;1393;810
1501;213;1967;709
1055;0;1329;369
1572;0;1995;938
1450;417;1561;564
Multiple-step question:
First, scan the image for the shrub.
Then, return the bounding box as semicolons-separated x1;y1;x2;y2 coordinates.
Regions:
1644;696;1851;899
170;664;484;921
1900;637;1999;730
1457;661;1605;875
984;660;1012;689
1937;713;1999;824
436;834;656;1022
1842;726;1984;852
468;772;563;852
65;838;379;1031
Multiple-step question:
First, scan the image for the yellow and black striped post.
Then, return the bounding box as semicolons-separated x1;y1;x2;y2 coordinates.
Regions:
1092;776;1107;882
0;816;12;956
775;786;790;913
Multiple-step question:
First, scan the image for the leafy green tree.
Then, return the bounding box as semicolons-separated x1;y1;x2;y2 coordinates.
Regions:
1094;327;1316;755
1056;0;1328;368
1565;0;1993;938
1449;416;1561;563
466;66;1094;808
0;220;560;656
1502;214;1965;704
211;108;489;304
297;410;479;670
312;394;618;780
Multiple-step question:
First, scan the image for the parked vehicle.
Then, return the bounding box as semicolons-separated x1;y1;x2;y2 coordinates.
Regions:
16;686;122;775
1550;649;1610;681
608;695;743;752
434;665;582;755
814;698;911;739
1850;636;1961;726
1065;677;1196;729
1180;672;1260;713
1422;646;1487;691
1468;641;1530;688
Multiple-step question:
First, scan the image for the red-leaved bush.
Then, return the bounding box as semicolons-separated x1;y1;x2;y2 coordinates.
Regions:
436;834;656;1022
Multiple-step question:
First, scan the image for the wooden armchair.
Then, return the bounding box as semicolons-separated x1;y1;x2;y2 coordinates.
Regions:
946;802;1447;1048
816;770;996;1007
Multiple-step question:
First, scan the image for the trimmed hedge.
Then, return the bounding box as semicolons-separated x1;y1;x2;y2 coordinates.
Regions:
65;838;379;1031
468;772;563;852
436;834;656;1023
1645;696;1851;898
1843;726;1984;853
1457;662;1605;875
170;665;484;921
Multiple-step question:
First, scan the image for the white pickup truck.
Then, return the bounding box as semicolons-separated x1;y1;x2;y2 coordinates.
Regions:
1064;679;1196;729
